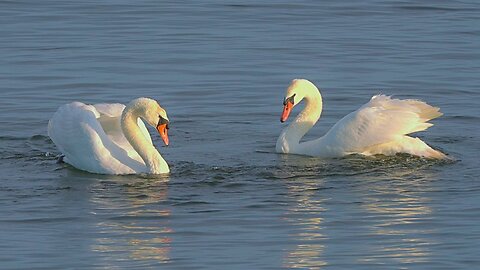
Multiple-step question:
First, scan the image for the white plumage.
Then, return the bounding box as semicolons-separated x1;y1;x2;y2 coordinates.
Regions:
276;79;446;159
48;98;170;174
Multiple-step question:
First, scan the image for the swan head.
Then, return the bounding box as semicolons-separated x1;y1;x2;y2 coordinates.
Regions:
128;97;170;146
280;79;317;122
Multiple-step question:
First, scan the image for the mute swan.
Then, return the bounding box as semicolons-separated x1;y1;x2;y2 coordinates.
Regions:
276;79;446;159
48;97;171;174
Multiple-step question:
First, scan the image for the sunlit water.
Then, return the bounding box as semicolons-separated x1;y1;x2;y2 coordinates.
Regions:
1;1;479;269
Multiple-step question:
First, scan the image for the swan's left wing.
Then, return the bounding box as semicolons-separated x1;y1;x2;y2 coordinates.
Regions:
321;95;442;153
93;103;153;150
48;102;140;174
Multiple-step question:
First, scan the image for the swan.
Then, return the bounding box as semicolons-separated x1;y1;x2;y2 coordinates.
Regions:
276;79;446;159
48;97;171;174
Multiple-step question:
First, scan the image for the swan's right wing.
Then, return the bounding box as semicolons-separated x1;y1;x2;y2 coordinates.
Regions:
93;103;153;148
48;102;140;174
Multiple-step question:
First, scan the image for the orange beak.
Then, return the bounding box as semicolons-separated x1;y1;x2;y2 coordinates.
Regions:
281;101;293;122
156;123;169;146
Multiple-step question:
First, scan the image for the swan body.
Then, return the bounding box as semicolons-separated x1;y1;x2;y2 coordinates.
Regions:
276;79;446;159
48;98;171;174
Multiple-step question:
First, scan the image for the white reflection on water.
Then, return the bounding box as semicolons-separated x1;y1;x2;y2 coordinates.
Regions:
278;156;329;269
276;154;441;268
283;192;328;270
88;178;172;266
357;169;437;265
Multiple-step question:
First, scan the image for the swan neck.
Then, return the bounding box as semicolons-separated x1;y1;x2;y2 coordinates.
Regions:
293;87;323;140
277;85;323;153
121;105;168;174
300;87;323;126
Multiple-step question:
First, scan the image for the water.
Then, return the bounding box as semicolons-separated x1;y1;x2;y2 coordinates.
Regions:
1;0;479;269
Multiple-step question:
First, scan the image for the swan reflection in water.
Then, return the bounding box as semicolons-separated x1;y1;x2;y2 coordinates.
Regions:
283;179;328;269
88;176;172;266
357;168;437;265
276;155;329;269
277;154;439;268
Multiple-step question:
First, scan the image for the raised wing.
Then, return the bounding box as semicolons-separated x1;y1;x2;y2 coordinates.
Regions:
322;95;442;153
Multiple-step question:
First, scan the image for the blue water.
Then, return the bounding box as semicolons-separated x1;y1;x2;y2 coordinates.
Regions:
1;1;479;269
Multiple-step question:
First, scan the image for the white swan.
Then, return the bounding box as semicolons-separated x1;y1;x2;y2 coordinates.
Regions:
276;79;446;159
48;97;171;174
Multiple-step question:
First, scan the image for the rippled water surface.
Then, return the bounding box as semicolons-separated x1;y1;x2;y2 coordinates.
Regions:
1;1;479;269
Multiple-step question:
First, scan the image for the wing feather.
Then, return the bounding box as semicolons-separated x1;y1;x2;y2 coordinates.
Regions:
48;102;143;174
322;95;442;152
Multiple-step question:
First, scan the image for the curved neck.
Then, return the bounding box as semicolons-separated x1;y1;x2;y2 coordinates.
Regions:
276;86;323;154
121;106;169;174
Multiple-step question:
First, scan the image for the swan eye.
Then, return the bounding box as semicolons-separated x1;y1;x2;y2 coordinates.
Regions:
158;115;169;125
283;94;295;105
